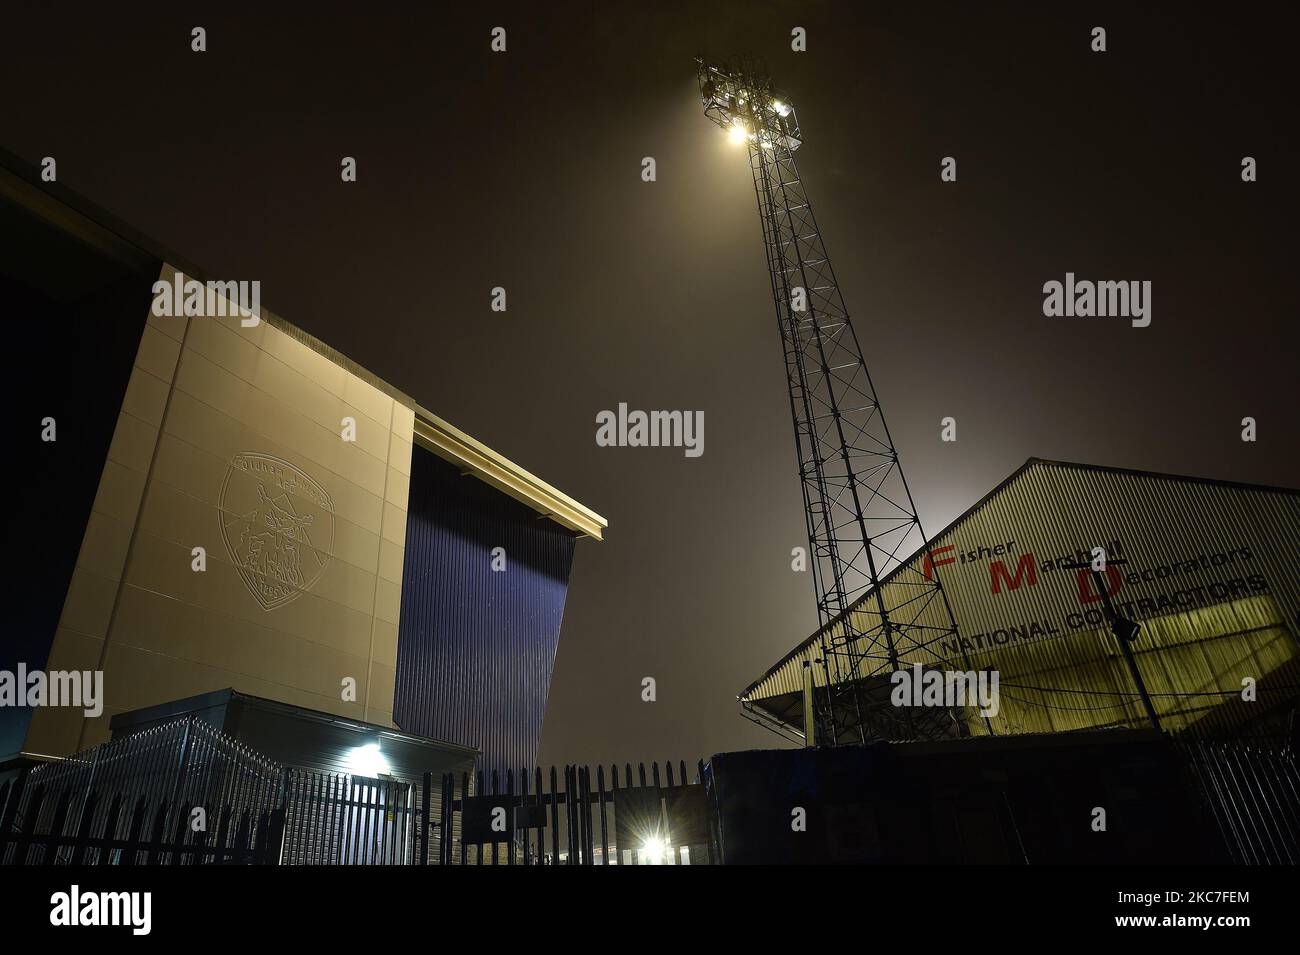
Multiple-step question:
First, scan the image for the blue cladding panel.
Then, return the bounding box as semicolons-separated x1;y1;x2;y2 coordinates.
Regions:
395;446;577;779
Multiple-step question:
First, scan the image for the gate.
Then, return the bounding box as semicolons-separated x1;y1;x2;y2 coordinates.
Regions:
281;771;416;864
434;760;713;865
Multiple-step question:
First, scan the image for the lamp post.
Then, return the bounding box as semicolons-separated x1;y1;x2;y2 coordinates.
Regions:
1063;560;1162;732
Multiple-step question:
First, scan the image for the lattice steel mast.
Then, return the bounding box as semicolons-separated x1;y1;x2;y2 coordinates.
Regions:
697;58;968;744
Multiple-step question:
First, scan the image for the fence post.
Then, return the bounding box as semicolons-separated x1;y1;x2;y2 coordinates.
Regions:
611;764;622;865
121;797;147;866
490;769;499;866
534;767;544;864
582;766;595;865
597;765;609;865
548;767;559;864
438;773;449;865
264;766;290;866
12;784;46;865
213;805;233;865
0;764;31;861
462;774;473;867
41;788;74;865
567;767;578;865
505;769;515;866
419;771;432;865
233;809;252;865
146;799;169;865
520;767;531;866
69;789;100;865
170;802;191;865
172;715;194;807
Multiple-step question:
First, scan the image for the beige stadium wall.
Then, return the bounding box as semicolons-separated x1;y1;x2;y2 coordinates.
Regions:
25;264;415;757
749;461;1300;737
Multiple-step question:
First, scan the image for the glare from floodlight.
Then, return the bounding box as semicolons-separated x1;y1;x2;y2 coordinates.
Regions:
641;836;665;864
728;121;747;144
345;741;389;777
772;99;790;116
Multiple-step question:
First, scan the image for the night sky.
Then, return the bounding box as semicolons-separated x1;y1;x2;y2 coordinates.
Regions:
3;2;1296;768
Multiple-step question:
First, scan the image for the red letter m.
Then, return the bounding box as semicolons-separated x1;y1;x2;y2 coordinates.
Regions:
991;554;1037;595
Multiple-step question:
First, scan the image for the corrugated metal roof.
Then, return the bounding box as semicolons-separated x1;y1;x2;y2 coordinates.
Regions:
744;458;1300;737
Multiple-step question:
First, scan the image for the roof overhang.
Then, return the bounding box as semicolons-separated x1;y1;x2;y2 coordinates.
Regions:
741;457;1300;706
413;412;607;540
0;148;607;542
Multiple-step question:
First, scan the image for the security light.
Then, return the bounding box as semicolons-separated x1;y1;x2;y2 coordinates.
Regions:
641;835;666;864
345;741;390;778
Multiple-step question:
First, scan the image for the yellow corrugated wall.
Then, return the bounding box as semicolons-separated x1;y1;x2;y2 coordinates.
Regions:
747;461;1300;737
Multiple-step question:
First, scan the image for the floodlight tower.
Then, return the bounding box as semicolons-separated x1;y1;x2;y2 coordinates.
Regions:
698;58;968;745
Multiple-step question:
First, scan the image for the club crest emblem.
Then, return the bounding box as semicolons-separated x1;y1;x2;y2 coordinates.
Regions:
219;452;335;611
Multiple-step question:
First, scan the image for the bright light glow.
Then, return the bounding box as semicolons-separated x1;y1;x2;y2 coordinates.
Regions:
728;121;747;144
772;99;790;117
345;742;390;777
641;836;665;864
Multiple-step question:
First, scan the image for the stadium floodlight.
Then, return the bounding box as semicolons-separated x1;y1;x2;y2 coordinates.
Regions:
698;57;803;152
695;56;972;746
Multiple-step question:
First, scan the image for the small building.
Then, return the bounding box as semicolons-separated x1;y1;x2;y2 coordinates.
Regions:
108;688;478;787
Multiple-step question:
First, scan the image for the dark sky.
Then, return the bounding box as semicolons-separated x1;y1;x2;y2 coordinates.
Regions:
4;2;1296;768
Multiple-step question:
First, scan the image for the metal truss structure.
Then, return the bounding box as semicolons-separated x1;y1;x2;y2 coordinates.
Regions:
697;58;969;745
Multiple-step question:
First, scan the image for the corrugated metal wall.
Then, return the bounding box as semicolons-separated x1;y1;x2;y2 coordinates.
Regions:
748;460;1300;738
395;446;577;778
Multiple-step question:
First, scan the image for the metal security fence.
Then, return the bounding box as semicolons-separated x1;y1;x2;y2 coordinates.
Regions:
0;716;287;865
6;721;1297;866
0;720;440;866
281;771;416;865
1;745;712;867
433;760;712;865
1177;735;1300;865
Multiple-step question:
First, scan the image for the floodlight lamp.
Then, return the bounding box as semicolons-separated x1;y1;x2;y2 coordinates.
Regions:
345;741;390;777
